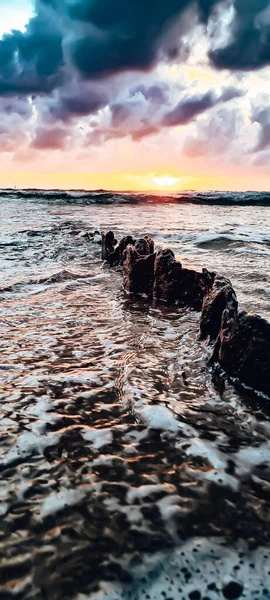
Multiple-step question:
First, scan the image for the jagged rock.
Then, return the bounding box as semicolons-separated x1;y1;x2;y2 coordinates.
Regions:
216;310;270;397
118;236;135;264
153;249;215;307
123;239;156;296
101;231;119;265
200;275;238;340
102;233;153;267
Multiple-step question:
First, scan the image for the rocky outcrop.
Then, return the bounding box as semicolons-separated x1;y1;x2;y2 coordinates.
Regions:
216;310;270;397
153;249;215;308
123;237;156;296
200;276;238;340
101;230;270;398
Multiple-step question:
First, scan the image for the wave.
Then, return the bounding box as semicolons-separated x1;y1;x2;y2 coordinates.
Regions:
0;269;92;294
1;188;270;205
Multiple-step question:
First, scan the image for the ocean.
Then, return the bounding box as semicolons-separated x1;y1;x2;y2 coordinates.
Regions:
0;190;269;600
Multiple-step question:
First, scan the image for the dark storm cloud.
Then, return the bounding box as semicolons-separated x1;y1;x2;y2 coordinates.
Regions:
209;0;270;70
67;0;202;77
0;1;64;95
0;0;247;100
0;0;268;154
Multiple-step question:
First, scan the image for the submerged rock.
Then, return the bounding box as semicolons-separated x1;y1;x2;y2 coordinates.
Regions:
216;310;270;397
123;237;156;296
153;249;215;308
200;275;238;340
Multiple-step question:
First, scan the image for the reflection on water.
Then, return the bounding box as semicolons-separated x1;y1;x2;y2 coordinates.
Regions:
0;198;269;599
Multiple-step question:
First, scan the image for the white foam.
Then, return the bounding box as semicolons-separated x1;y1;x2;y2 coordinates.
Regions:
127;484;176;505
235;442;270;476
81;428;113;449
77;538;270;600
140;405;179;433
0;431;59;467
41;488;88;517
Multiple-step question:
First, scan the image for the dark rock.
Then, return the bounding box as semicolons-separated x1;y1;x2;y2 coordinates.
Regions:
200;275;238;340
217;310;270;397
101;231;119;265
118;236;135;264
123;244;156;296
102;232;153;267
134;236;154;256
153;249;215;307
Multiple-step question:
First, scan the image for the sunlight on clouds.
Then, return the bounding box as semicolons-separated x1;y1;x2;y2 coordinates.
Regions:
0;0;33;38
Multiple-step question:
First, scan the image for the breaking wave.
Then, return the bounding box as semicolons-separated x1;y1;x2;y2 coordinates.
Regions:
1;188;270;206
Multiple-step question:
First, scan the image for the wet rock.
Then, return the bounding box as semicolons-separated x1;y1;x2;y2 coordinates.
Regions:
118;235;135;264
217;311;270;397
153;249;215;307
123;241;156;296
101;231;119;266
200;275;238;340
101;232;153;267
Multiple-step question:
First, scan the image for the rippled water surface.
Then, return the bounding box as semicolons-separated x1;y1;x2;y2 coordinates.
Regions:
0;196;269;600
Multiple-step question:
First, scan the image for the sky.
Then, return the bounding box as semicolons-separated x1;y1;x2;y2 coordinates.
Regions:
0;0;270;191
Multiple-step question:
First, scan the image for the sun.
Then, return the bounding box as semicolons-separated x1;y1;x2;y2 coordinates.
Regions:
152;176;179;188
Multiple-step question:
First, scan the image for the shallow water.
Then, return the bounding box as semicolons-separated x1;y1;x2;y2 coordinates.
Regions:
0;197;269;600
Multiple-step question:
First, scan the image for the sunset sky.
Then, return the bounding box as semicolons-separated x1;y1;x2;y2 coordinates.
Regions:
0;0;270;191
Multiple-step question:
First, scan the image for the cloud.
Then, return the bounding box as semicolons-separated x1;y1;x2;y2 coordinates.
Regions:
0;2;64;94
0;0;262;102
37;80;110;124
131;82;170;104
162;85;244;127
0;0;268;164
162;91;216;126
30;126;69;150
0;96;33;152
183;106;242;157
251;101;270;152
209;0;270;70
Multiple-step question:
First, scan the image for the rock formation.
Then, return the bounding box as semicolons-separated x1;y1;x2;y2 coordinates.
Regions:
101;230;270;399
153;249;215;308
200;275;238;340
101;231;119;266
123;237;155;296
216;310;270;397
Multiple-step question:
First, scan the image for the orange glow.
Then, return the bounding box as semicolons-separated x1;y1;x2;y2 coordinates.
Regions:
0;170;269;191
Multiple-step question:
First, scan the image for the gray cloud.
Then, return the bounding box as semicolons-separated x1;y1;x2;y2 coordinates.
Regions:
0;0;263;103
162;86;244;127
31;126;69;150
0;0;268;156
162;91;216;127
251;104;270;152
183;106;242;156
209;0;270;70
